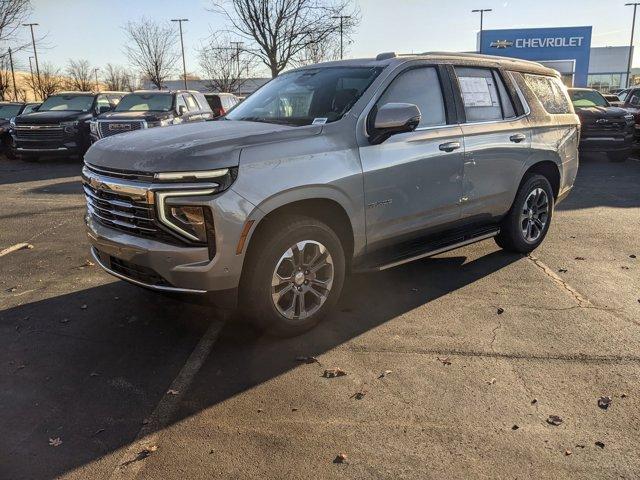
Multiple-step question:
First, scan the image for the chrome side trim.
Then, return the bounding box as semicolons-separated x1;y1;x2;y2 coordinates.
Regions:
90;247;207;294
17;147;68;152
377;230;499;271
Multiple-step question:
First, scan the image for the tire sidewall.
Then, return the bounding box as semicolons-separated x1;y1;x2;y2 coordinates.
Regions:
506;175;555;252
243;218;345;336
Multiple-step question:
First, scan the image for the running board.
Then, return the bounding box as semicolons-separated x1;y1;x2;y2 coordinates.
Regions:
363;229;500;272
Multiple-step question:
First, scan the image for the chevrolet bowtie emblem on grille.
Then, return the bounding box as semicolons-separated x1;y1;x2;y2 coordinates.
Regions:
28;125;42;129
596;118;609;124
490;40;514;49
109;123;131;130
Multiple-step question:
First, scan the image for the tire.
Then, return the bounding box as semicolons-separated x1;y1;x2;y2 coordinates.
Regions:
608;150;630;162
240;214;345;337
2;137;16;159
495;174;554;254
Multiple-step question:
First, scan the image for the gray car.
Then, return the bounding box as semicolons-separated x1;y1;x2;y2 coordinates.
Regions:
82;52;579;336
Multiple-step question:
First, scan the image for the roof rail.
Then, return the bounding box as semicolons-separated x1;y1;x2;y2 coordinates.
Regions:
376;52;397;61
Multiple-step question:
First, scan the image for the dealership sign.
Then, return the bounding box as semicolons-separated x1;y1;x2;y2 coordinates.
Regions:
480;26;593;87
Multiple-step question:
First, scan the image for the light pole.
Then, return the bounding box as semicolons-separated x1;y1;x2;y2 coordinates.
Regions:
171;18;189;90
626;3;640;88
471;9;492;53
331;15;351;59
94;67;100;92
230;41;244;79
23;23;41;89
8;48;18;101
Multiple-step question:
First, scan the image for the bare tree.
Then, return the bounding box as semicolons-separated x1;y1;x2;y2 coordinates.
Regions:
294;31;341;66
24;62;62;99
0;55;15;100
199;33;256;92
65;59;94;91
103;63;129;91
0;0;31;48
123;18;180;89
211;0;359;78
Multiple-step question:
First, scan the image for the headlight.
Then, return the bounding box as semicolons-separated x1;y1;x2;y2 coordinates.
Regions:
89;120;98;134
156;190;216;243
61;120;79;134
9;117;16;128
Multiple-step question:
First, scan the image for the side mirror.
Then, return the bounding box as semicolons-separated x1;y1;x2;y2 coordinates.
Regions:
369;103;421;145
98;105;111;114
177;105;187;116
31;105;40;112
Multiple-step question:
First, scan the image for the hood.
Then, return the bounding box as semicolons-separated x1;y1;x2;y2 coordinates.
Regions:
574;105;630;119
97;110;173;122
15;110;91;125
84;119;322;173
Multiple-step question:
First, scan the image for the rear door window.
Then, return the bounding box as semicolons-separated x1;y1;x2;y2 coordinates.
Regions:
454;67;516;122
184;93;199;111
376;67;446;128
523;74;571;114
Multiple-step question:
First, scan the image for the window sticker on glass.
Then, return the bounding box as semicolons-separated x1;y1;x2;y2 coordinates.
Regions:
312;117;328;125
458;76;495;107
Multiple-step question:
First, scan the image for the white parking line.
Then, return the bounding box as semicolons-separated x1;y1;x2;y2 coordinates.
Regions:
107;317;226;480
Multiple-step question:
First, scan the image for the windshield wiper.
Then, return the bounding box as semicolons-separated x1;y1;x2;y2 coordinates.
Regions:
235;116;298;126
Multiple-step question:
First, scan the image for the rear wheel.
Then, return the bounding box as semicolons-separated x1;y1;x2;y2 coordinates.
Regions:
240;215;345;337
495;174;554;254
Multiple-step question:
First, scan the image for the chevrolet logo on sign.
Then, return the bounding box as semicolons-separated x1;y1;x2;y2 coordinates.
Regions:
490;40;514;49
108;123;131;131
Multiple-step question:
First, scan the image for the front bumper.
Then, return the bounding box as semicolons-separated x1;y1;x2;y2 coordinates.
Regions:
83;171;259;308
578;133;633;153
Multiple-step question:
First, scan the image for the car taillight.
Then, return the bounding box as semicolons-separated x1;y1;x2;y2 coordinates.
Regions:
214;106;226;117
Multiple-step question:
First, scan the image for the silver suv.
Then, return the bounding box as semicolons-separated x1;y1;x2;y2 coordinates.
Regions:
82;52;579;336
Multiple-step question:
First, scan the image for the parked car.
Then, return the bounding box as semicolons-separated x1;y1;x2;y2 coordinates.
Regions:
568;88;634;162
612;87;640;140
603;93;622;107
90;90;214;142
0;101;39;158
203;92;239;117
82;52;579;336
10;91;125;160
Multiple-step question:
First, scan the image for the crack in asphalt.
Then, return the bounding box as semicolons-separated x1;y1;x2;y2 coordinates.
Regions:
526;254;590;307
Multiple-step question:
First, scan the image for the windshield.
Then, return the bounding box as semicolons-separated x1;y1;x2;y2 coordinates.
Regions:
569;90;609;108
0;104;22;119
39;95;94;112
115;93;173;112
226;66;383;126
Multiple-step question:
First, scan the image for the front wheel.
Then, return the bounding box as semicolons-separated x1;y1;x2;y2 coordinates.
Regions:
240;215;345;337
495;174;554;254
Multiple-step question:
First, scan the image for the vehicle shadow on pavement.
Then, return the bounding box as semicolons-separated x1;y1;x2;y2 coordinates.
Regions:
0;249;521;479
0;157;82;186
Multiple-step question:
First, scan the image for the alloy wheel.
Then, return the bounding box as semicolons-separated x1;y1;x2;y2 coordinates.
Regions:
271;240;334;320
519;187;549;243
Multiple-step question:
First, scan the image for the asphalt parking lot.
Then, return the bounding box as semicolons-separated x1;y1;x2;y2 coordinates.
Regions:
1;154;639;480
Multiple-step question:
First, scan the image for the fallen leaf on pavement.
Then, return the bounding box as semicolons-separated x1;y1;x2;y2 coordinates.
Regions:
595;441;605;449
621;393;628;399
93;428;105;436
564;449;572;456
621;266;630;270
350;389;367;400
547;415;563;426
142;418;150;425
323;368;347;378
333;453;348;464
487;378;496;385
166;389;179;395
378;370;392;379
597;396;612;410
140;445;158;458
575;256;586;261
6;286;17;292
49;437;62;447
630;254;636;259
558;268;568;273
511;425;519;430
60;318;69;324
531;398;538;405
497;307;505;315
80;304;87;310
295;356;319;364
437;357;452;366
83;260;95;267
89;372;99;377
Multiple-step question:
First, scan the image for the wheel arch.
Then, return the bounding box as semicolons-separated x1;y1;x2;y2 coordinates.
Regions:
520;160;561;200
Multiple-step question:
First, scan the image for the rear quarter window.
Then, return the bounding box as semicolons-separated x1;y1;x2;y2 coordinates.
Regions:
523;74;571;114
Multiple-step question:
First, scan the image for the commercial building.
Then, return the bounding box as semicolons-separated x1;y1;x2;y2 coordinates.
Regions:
479;26;633;92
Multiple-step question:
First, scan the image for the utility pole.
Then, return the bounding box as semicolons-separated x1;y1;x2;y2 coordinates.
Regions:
331;15;351;59
626;3;640;88
230;41;244;78
8;48;18;101
94;67;100;92
171;18;189;90
23;23;41;89
471;9;492;53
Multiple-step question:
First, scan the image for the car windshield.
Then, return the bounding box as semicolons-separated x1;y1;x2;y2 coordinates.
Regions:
226;66;383;126
39;95;94;112
0;104;22;119
569;90;609;108
115;93;173;112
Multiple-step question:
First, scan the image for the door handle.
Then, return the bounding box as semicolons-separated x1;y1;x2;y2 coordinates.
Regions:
439;141;461;152
509;133;526;143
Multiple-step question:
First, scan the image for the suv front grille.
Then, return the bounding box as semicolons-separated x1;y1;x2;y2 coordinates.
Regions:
14;124;64;141
98;120;145;138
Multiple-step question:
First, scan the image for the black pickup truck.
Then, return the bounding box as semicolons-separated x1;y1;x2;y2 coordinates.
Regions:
568;88;634;162
90;90;213;142
10;92;125;160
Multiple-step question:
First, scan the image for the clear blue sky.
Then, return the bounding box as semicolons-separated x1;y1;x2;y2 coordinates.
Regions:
13;0;639;77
